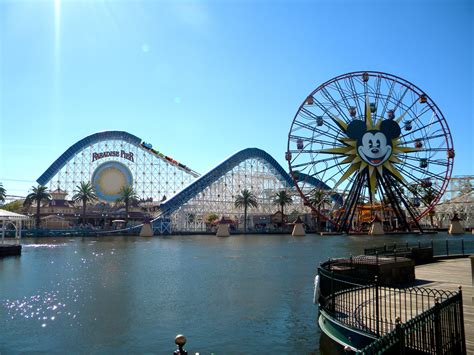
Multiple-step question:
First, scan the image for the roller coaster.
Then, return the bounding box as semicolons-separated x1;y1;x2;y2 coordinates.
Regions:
36;131;327;234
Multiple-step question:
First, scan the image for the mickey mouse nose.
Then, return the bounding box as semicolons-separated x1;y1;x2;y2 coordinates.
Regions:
371;148;379;154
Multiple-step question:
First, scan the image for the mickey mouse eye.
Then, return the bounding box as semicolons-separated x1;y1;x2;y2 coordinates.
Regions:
369;139;373;148
376;139;381;148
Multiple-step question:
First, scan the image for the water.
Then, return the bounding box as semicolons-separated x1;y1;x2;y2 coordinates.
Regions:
0;233;469;354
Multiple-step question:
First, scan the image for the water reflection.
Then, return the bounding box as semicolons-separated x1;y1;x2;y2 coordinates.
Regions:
0;233;469;353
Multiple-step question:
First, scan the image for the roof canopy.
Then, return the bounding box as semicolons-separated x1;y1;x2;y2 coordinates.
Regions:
0;210;30;221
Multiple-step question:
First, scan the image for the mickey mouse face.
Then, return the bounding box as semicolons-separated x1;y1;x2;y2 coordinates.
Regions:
346;119;401;167
358;131;391;166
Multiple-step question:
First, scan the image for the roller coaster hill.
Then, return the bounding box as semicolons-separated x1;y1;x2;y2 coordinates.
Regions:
31;131;327;235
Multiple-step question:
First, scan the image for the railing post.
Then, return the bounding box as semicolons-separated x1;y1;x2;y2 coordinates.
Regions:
458;286;466;354
434;298;442;354
330;271;335;314
376;251;379;266
446;239;449;256
396;317;405;355
462;239;465;255
375;276;380;337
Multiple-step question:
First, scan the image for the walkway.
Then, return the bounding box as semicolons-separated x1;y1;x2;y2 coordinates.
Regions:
415;257;474;353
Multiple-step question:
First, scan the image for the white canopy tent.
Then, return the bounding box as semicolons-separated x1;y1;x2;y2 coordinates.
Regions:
0;210;30;242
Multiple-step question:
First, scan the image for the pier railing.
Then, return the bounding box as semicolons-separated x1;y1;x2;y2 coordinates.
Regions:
318;258;466;353
358;290;466;354
364;239;474;259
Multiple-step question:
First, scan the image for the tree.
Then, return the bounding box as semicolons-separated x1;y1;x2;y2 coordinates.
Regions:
0;183;6;204
0;200;23;213
72;182;97;224
309;189;331;232
234;189;258;233
272;190;293;218
117;185;138;224
24;185;51;228
206;213;219;224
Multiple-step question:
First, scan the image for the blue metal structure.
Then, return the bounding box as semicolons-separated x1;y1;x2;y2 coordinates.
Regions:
34;130;333;234
157;148;292;217
151;148;332;232
37;131;141;185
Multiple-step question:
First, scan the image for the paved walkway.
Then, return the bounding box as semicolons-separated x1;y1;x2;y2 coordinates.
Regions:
415;257;474;353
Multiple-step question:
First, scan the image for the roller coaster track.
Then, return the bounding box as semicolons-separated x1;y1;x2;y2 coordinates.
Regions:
34;130;331;235
147;148;332;232
37;131;199;185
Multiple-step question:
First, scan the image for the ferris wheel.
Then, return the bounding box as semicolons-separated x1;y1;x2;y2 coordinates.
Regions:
287;71;454;232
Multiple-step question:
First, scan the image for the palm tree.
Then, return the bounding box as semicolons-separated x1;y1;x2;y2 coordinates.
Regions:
309;189;331;232
117;185;138;224
234;189;258;233
272;190;293;223
24;185;51;228
72;182;97;225
0;183;6;203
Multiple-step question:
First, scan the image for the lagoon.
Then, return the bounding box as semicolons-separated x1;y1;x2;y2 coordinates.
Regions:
0;233;469;354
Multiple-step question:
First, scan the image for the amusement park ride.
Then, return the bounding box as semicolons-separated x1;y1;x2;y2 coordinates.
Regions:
287;71;455;233
32;71;459;234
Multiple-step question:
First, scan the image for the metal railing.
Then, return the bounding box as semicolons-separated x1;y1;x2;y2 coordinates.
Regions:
364;239;474;258
358;290;466;354
318;259;466;354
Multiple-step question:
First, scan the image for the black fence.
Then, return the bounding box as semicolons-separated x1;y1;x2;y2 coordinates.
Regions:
364;239;474;259
318;259;466;354
358;291;466;354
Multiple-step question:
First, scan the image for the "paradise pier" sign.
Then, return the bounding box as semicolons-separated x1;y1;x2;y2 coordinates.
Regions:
92;150;134;163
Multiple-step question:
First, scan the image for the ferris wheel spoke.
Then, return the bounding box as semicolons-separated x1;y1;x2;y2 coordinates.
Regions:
344;77;364;117
295;108;341;138
379;174;407;227
303;160;351;178
370;74;382;113
403;133;447;146
402;155;449;167
411;104;433;122
289;134;343;148
320;87;353;123
333;81;357;111
385;173;423;228
403;107;435;132
399;119;440;140
288;126;342;146
391;85;411;114
297;154;347;167
302;102;350;136
396;161;445;181
379;79;396;118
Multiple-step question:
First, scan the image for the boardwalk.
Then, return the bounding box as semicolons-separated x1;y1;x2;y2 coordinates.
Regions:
415;257;474;353
324;256;470;352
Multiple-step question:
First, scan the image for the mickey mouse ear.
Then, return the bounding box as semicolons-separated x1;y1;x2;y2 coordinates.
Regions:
346;120;366;139
380;120;401;139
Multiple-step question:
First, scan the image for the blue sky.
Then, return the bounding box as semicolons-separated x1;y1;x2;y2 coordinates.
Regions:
0;0;473;197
